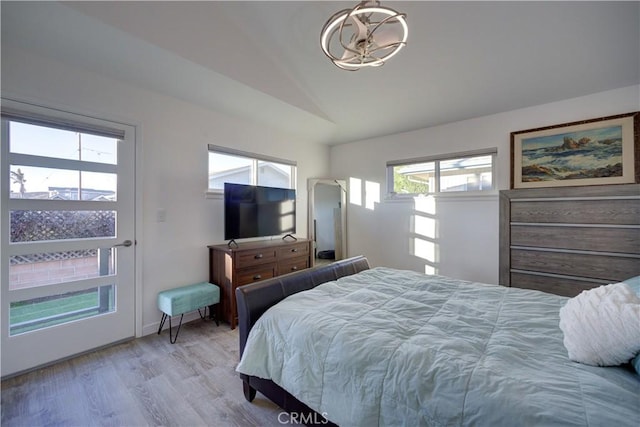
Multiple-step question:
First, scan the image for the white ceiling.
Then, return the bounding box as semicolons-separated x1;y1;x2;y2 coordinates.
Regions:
2;1;639;145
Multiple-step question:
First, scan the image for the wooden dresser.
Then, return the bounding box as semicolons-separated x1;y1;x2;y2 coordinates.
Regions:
499;184;640;297
208;239;312;329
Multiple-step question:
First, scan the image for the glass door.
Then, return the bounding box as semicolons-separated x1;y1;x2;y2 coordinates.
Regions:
1;101;136;377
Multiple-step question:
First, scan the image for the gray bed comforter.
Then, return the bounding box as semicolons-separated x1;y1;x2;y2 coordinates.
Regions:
236;267;640;426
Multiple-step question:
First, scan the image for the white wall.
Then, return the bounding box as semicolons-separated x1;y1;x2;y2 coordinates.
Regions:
4;41;639;334
2;46;331;335
331;85;640;284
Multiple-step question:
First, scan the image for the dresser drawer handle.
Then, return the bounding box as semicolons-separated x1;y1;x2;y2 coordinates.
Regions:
291;248;298;253
291;266;298;271
254;254;263;259
253;274;262;280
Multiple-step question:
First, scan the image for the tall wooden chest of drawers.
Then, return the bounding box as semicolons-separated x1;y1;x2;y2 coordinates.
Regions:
208;239;312;329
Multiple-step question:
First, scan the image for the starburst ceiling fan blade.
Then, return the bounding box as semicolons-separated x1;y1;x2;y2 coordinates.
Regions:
349;13;370;43
371;27;398;48
341;44;357;61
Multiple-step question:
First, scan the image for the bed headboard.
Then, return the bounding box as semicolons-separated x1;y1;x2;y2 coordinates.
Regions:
235;255;371;355
499;184;640;297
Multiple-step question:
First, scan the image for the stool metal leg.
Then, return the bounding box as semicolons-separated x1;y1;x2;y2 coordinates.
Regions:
168;314;184;344
213;310;219;326
208;304;220;326
159;304;219;344
158;313;168;335
198;306;219;326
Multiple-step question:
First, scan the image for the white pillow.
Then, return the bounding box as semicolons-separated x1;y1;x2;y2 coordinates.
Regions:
559;283;640;366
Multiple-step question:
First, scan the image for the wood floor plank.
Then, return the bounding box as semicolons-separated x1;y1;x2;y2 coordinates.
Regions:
1;319;282;426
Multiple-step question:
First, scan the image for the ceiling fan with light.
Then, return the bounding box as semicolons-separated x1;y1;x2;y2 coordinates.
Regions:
320;0;408;71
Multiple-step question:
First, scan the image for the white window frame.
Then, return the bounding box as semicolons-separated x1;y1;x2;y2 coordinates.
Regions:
206;145;297;198
386;148;497;198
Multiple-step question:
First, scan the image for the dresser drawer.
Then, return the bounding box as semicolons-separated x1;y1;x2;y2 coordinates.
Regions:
278;242;310;260
278;256;310;275
236;264;277;286
235;247;278;268
209;239;311;329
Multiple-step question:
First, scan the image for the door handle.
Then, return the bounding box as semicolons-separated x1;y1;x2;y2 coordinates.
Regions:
113;240;133;248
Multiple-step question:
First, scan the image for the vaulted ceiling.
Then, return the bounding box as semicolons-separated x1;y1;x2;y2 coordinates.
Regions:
2;1;639;145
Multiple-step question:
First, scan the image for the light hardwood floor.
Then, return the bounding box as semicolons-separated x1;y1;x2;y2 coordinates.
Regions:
1;319;284;427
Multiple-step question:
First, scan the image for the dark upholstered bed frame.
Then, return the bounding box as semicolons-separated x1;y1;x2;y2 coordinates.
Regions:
235;255;371;425
235;184;640;423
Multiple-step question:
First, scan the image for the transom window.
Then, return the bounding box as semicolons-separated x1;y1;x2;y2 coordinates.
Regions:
208;145;296;192
387;149;496;196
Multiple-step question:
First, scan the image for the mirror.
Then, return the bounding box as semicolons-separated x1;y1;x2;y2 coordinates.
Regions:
307;178;347;266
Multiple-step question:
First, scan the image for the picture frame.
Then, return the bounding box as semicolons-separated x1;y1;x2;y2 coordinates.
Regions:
510;112;639;189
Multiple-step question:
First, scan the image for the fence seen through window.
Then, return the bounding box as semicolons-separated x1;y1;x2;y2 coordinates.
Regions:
6;118;119;335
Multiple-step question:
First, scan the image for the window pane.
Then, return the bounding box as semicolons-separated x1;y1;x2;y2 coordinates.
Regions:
258;161;292;188
9;249;115;290
10;122;80;160
10;165;75;199
392;162;433;195
9;165;117;201
10;210;116;242
9;285;115;335
80;171;117;201
78;134;117;164
9;122;117;164
208;152;252;189
440;155;493;192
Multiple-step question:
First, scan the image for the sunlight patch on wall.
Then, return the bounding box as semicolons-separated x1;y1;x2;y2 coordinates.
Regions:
279;200;295;230
424;265;435;275
349;177;362;206
414;195;436;215
413;214;435;239
413;238;436;275
348;178;380;210
411;195;437;275
365;181;380;210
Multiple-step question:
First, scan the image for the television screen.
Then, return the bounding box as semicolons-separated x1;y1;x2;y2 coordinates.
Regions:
224;183;296;240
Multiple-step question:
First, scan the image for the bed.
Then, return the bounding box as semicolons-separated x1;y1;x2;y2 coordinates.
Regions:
235;184;640;426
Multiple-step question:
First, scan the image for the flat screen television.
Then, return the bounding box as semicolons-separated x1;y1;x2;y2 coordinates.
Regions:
224;183;296;241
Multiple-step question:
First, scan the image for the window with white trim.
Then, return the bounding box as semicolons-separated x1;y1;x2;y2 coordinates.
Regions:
207;145;296;192
387;149;496;196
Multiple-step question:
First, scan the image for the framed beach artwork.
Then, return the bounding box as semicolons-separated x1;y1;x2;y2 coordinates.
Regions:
510;112;639;189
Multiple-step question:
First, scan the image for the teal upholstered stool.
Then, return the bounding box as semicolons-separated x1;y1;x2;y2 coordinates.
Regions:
157;282;220;343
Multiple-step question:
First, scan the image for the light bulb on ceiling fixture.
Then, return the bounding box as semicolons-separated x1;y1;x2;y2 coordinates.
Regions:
320;0;408;71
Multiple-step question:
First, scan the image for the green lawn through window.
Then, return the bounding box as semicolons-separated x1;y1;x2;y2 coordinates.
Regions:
10;287;114;335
